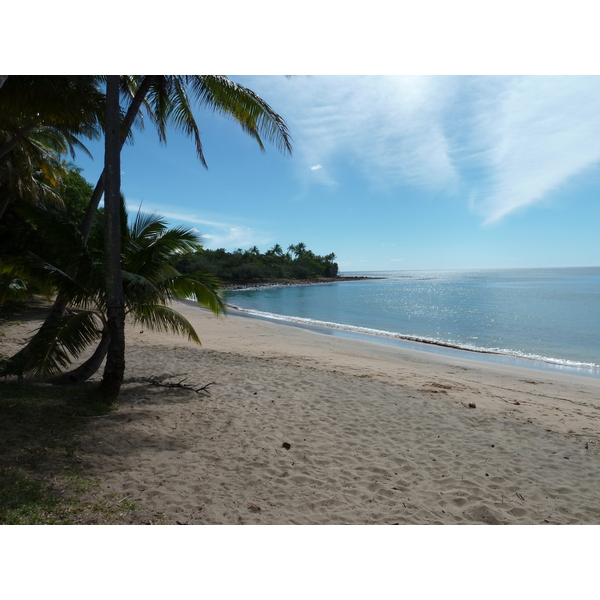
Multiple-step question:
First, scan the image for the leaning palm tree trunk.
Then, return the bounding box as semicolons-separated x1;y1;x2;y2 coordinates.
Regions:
78;76;157;242
49;330;110;384
47;76;157;319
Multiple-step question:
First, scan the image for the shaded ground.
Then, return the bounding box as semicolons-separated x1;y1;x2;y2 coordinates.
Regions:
0;301;157;524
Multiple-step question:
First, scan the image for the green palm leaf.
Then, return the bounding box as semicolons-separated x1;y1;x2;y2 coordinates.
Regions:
160;272;226;315
140;76;292;169
7;198;224;380
20;310;103;376
131;304;201;344
187;76;293;156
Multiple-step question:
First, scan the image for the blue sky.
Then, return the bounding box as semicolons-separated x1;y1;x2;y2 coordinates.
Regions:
72;76;600;273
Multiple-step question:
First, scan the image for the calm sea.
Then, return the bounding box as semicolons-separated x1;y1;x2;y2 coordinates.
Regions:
225;267;600;379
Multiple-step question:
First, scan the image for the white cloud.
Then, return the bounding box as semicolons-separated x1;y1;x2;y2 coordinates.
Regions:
468;76;600;224
202;226;272;249
138;206;272;250
310;164;322;170
244;75;600;223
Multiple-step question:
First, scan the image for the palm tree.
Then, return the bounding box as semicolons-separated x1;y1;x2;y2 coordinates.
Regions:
7;75;292;397
0;126;91;222
0;75;103;162
2;199;224;385
79;75;293;241
266;243;283;256
288;242;307;259
0;77;102;207
0;76;103;223
97;75;292;397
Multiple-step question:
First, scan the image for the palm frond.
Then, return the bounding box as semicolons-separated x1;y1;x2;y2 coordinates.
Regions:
19;310;103;376
10;203;102;302
130;206;168;240
121;270;164;306
160;271;226;316
170;77;206;166
0;273;29;306
187;76;293;156
131;304;201;344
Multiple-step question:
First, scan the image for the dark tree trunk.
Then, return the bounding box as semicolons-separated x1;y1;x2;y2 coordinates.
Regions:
9;77;157;383
46;76;158;323
48;331;110;384
99;76;125;399
78;75;157;243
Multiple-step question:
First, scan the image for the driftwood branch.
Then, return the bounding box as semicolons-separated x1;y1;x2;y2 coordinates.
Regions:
148;377;216;396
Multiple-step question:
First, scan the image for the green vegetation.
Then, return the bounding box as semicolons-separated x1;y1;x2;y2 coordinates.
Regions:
2;199;225;384
1;75;292;398
176;243;339;282
0;165;94;308
0;380;156;524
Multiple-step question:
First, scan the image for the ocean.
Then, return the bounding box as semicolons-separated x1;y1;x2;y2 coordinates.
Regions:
224;267;600;379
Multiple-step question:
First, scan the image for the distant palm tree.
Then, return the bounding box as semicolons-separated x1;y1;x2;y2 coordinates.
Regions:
266;243;283;256
3;200;224;385
288;242;307;259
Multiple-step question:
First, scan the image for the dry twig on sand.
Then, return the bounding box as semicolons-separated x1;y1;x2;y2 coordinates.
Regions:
147;377;216;396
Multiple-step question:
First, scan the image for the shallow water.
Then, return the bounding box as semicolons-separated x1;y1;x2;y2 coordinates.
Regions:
225;267;600;378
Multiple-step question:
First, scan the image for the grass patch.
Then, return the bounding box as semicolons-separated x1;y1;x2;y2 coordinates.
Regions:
0;380;154;524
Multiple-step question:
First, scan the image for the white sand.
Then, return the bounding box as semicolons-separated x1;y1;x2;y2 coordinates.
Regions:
77;301;600;524
5;300;600;524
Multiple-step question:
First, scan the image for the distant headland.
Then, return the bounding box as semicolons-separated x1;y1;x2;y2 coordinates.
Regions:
174;243;384;289
219;275;383;291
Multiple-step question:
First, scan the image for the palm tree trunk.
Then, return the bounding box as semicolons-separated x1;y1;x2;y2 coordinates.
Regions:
48;331;110;384
99;76;125;399
10;77;158;376
79;75;157;243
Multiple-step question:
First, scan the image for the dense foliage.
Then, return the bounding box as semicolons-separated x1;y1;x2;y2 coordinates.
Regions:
0;167;95;306
1;75;294;397
174;243;339;281
1;200;225;381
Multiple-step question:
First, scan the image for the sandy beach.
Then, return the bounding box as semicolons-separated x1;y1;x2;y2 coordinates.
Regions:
5;299;600;524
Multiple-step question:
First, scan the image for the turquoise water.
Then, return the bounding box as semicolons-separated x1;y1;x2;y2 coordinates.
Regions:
225;267;600;378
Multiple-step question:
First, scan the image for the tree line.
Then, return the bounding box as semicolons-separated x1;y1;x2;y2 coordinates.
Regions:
175;243;338;282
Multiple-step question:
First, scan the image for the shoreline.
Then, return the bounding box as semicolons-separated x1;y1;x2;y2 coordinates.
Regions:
4;300;600;524
220;275;384;291
221;303;600;380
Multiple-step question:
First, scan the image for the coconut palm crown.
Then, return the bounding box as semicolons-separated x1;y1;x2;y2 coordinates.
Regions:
2;199;224;381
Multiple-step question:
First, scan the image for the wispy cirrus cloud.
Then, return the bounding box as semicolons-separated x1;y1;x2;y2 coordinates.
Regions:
465;76;600;224
138;207;273;249
248;75;460;191
244;75;600;224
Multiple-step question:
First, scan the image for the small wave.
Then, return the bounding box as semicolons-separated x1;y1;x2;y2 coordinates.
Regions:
228;305;600;372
